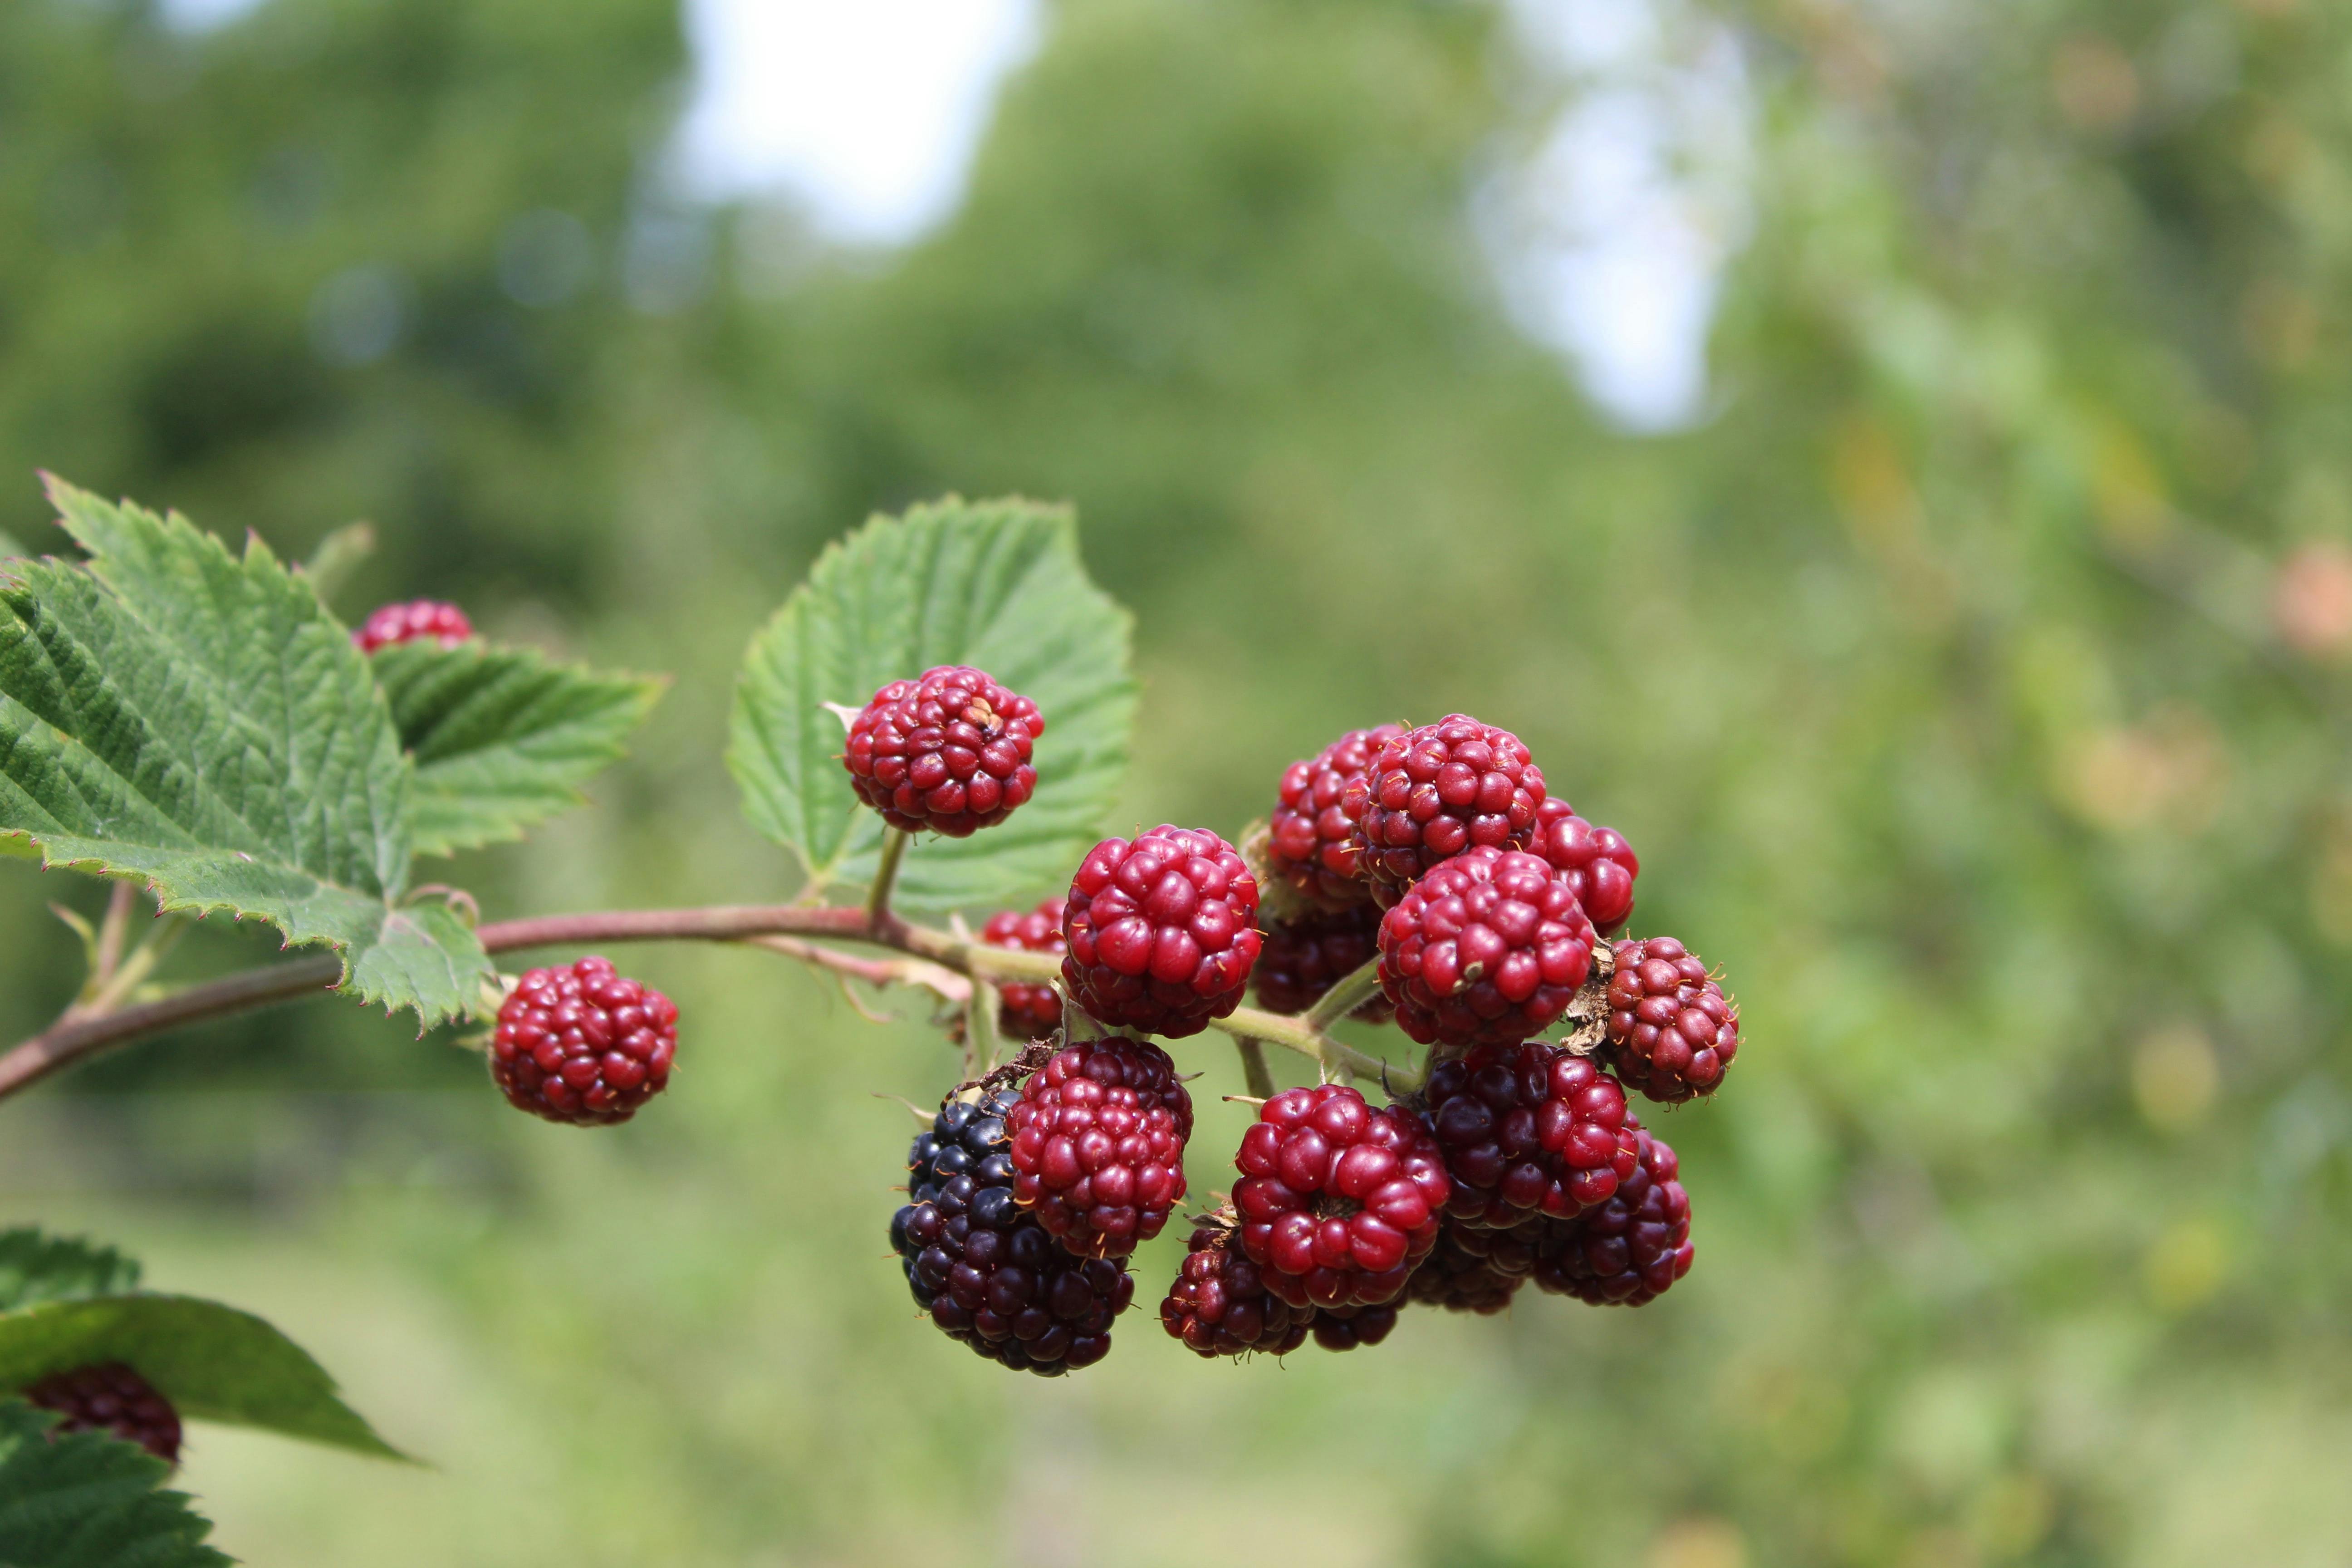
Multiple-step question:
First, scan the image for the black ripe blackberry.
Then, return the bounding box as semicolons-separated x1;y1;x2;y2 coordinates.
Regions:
889;1090;1133;1375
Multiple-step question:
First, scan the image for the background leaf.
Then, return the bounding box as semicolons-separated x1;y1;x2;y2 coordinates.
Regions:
0;1401;229;1568
372;641;664;857
296;522;375;609
728;497;1136;911
0;1296;399;1460
0;1233;138;1314
0;480;489;1025
0;530;22;560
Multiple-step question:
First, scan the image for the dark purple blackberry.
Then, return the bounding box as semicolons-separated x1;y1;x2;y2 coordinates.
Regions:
1529;1120;1693;1306
1159;1214;1313;1358
23;1362;182;1464
1405;1226;1526;1315
1308;1302;1400;1350
980;899;1066;1040
1252;905;1392;1021
889;1090;1133;1375
1421;1043;1635;1227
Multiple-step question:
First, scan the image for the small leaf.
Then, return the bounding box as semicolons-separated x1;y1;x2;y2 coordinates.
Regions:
0;479;491;1026
0;1296;400;1460
729;497;1137;911
0;1401;230;1568
297;521;376;608
0;1233;140;1314
370;641;664;856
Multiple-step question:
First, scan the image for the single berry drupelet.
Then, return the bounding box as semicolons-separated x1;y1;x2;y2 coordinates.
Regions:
842;665;1044;838
353;598;473;652
891;1091;1135;1374
1308;1302;1400;1351
1601;936;1738;1103
1160;1215;1312;1358
1232;1084;1450;1308
1530;1119;1692;1306
24;1363;181;1464
1266;723;1406;909
1342;715;1545;904
1405;1227;1526;1315
1062;825;1262;1038
1531;797;1640;936
1253;906;1392;1022
490;956;678;1126
1377;848;1598;1049
1006;1036;1191;1258
1421;1043;1634;1226
980;898;1067;1040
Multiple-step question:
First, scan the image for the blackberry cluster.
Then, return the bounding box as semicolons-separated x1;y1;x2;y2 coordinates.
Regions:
1343;716;1545;903
23;1362;181;1464
1160;1216;1313;1358
1421;1043;1633;1227
1376;848;1597;1048
1265;724;1404;909
843;665;1044;837
490;956;678;1126
1231;1084;1450;1308
891;1091;1133;1374
1602;936;1739;1103
980;898;1066;1040
1308;1303;1399;1350
1062;825;1262;1037
1252;905;1391;1021
1529;1121;1692;1306
353;598;473;652
1005;1036;1191;1257
1405;1228;1525;1315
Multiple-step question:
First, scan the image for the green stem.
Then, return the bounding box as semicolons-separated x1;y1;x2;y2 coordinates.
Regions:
865;829;911;924
1235;1038;1275;1099
1302;957;1383;1033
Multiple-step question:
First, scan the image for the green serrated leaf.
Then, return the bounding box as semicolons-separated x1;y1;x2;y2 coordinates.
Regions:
370;641;664;857
0;1401;230;1568
0;1296;400;1461
0;479;490;1026
0;1233;140;1314
728;497;1137;912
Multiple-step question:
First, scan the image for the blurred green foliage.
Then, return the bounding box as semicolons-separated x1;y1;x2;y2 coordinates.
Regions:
5;0;2351;1563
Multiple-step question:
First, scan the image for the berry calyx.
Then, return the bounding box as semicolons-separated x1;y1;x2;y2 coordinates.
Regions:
1404;1227;1525;1315
1342;715;1545;903
1006;1036;1191;1258
1062;825;1262;1038
1376;848;1598;1049
891;1090;1135;1375
1421;1042;1634;1226
1308;1302;1399;1350
23;1362;181;1464
1531;797;1639;936
980;898;1066;1041
1265;723;1406;909
1530;1119;1692;1306
1252;905;1392;1022
1160;1214;1312;1358
1601;936;1739;1102
353;598;473;652
1231;1084;1450;1308
490;956;678;1126
842;665;1044;838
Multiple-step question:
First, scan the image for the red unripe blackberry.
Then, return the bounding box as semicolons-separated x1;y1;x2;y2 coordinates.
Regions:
842;665;1043;838
1062;825;1262;1038
1602;936;1739;1103
23;1362;181;1464
1160;1215;1312;1358
490;956;678;1126
1421;1042;1634;1226
1253;905;1392;1022
353;598;473;652
1342;715;1545;903
891;1090;1135;1375
980;898;1066;1041
1531;1120;1692;1306
1405;1226;1526;1315
1231;1084;1450;1308
1531;797;1639;936
1266;724;1405;909
1308;1302;1399;1350
1006;1036;1191;1258
1376;849;1598;1049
